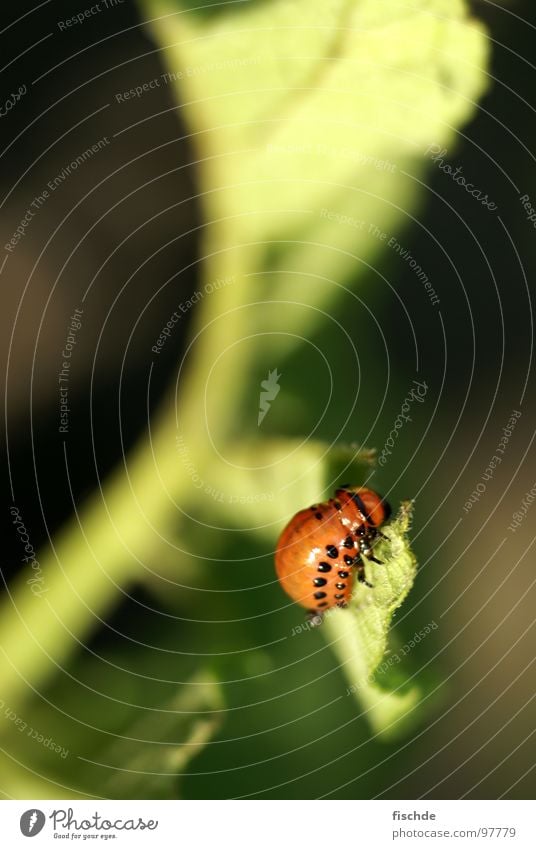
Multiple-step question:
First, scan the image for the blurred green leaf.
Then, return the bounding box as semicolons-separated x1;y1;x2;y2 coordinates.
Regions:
146;0;489;287
100;670;224;799
174;438;377;533
0;1;490;798
0;642;223;799
142;0;489;442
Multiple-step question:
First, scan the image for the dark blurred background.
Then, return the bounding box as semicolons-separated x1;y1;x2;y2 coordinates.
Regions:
2;0;535;799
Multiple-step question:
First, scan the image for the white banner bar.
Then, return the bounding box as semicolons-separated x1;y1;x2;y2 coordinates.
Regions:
0;800;534;848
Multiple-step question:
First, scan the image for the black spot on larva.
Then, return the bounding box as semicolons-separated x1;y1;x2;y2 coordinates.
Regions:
335;582;346;590
343;555;353;566
313;577;327;587
315;512;323;520
317;562;332;573
334;500;342;510
338;570;349;579
310;504;319;511
318;601;328;608
334;593;344;599
326;545;338;559
344;536;354;549
356;525;366;536
350;491;374;523
314;591;327;599
336;601;347;608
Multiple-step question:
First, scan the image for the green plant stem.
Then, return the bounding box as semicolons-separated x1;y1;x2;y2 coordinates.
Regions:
2;401;177;713
0;227;251;715
323;607;420;739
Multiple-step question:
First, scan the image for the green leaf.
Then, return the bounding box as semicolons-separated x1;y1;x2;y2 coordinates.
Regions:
174;437;377;533
99;670;224;799
144;0;489;288
161;438;424;739
321;501;422;739
0;648;223;799
140;0;489;439
0;0;488;777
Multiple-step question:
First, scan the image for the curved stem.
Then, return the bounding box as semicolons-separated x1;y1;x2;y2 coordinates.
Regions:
0;225;251;715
